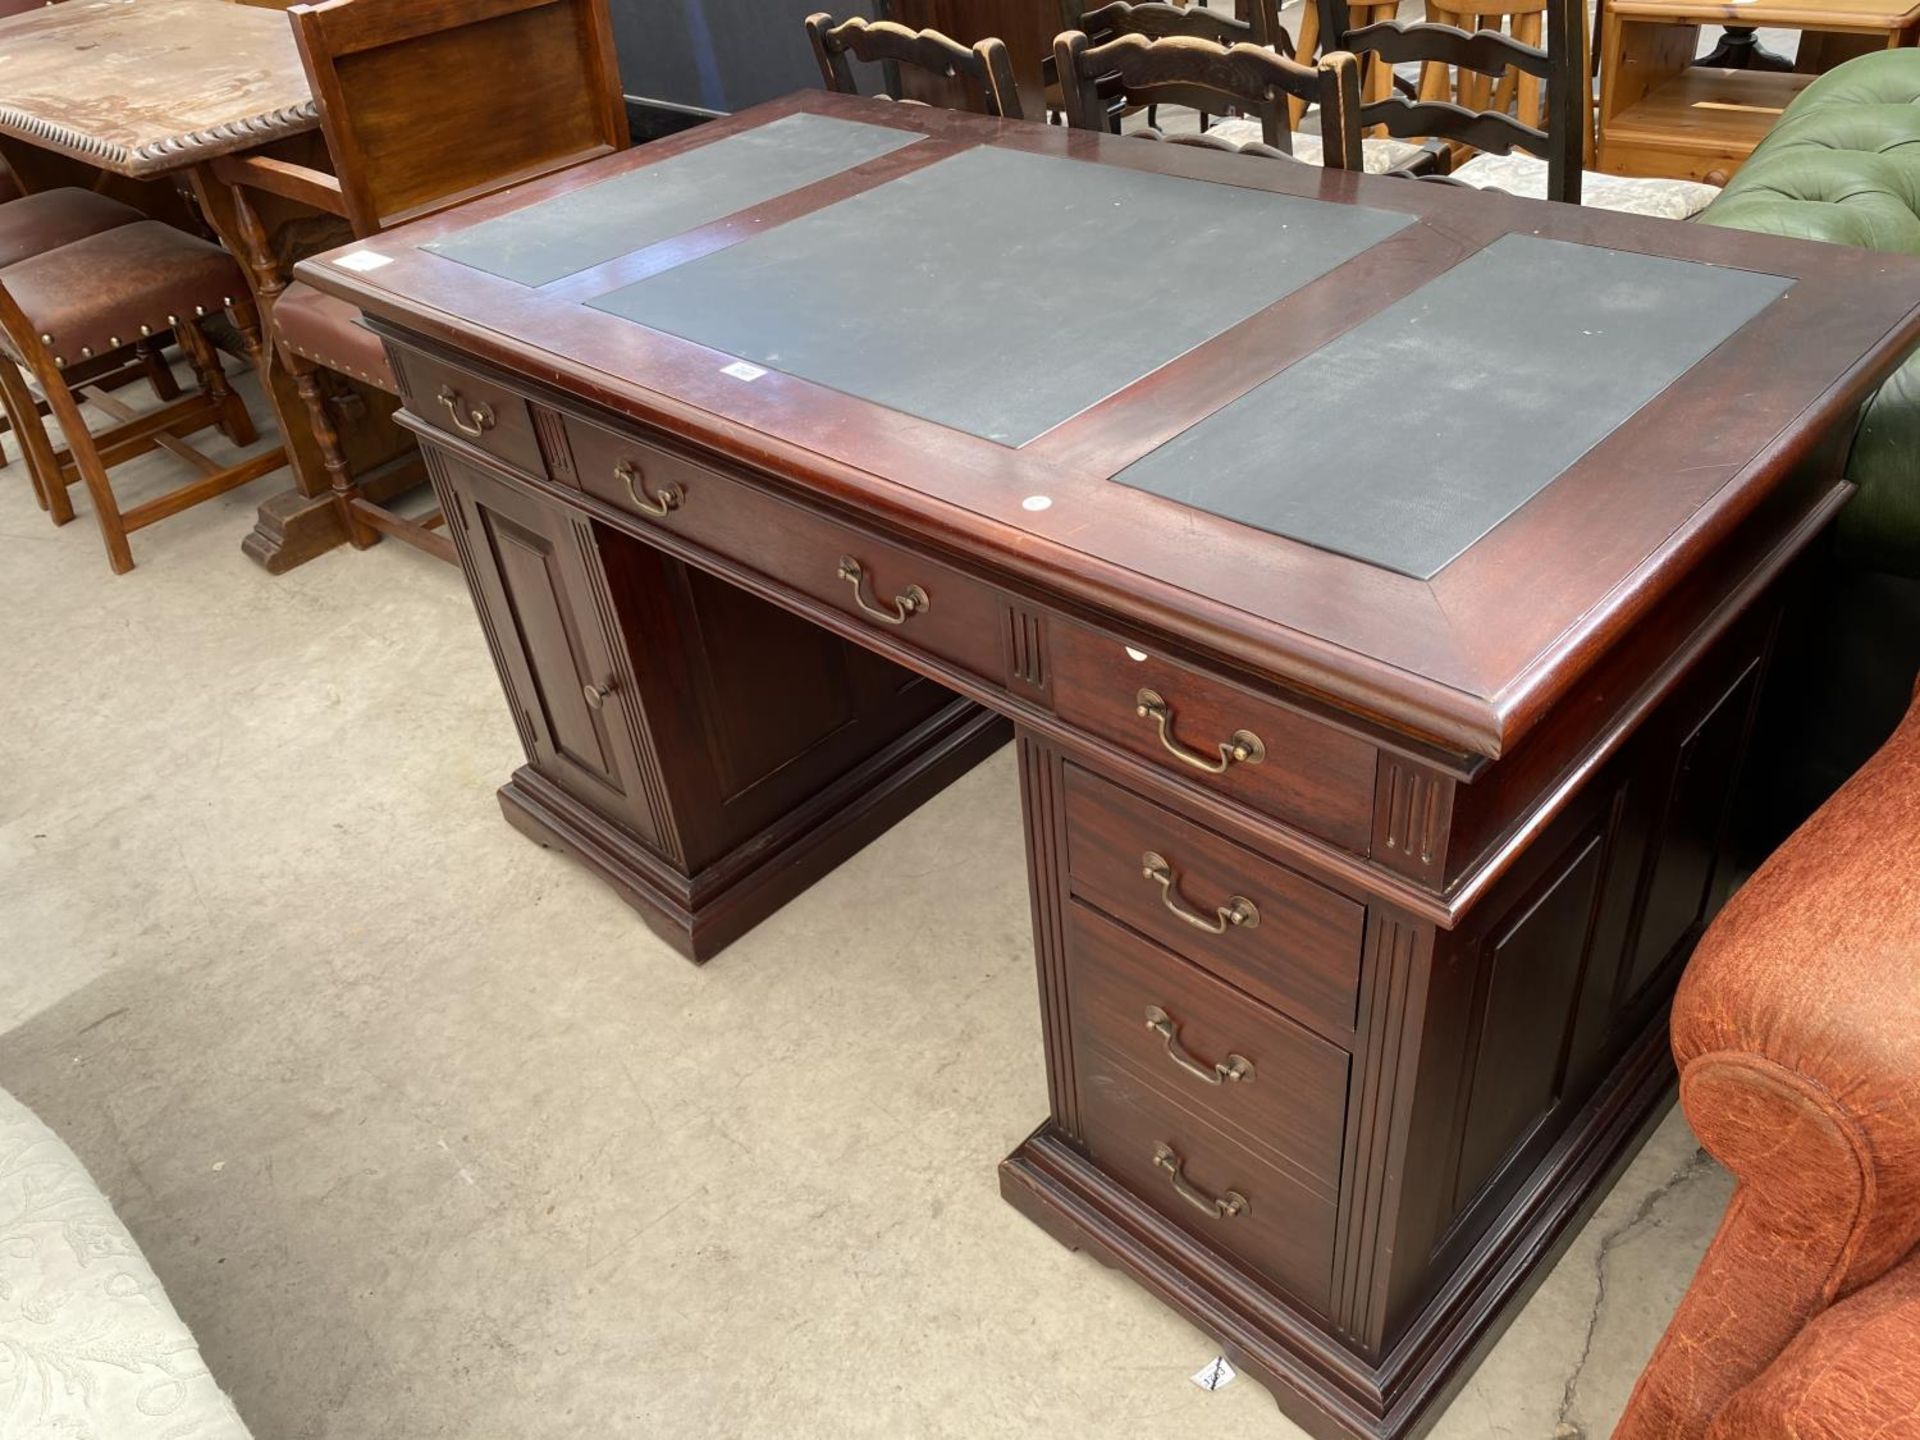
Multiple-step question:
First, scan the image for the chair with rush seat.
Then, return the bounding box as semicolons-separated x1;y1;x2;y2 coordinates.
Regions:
1056;28;1365;169
1315;0;1720;216
0;222;275;573
806;13;1024;119
1071;2;1421;171
212;0;628;563
1316;0;1588;200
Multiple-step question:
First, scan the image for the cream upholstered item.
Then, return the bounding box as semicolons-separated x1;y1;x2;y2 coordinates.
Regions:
0;1087;251;1437
1203;117;1720;218
1450;150;1720;218
1203;115;1427;172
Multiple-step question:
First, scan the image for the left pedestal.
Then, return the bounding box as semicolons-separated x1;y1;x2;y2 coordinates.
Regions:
430;442;1008;960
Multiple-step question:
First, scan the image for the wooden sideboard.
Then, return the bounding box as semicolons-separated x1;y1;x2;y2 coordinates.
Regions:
296;95;1920;1438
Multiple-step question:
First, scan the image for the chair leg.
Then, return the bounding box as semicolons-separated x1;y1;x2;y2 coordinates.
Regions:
40;368;133;573
286;349;377;549
136;336;181;402
0;361;72;525
177;320;256;448
0;374;39;506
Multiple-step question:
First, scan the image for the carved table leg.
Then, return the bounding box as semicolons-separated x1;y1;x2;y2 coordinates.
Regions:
287;350;378;549
186;160;366;574
176;318;256;447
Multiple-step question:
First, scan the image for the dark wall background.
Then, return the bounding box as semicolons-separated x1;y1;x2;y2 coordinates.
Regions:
611;0;881;116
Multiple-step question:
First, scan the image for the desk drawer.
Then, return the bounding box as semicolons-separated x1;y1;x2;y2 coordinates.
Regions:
1066;901;1349;1193
563;412;1007;685
1064;765;1364;1037
1077;1025;1339;1314
390;345;548;477
1049;620;1377;851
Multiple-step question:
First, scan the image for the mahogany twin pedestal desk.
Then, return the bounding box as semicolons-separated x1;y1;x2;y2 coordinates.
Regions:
299;94;1920;1439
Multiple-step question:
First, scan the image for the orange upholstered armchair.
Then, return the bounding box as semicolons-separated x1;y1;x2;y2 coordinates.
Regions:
1616;682;1920;1440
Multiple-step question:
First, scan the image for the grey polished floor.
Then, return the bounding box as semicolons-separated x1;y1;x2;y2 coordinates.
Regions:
0;376;1733;1437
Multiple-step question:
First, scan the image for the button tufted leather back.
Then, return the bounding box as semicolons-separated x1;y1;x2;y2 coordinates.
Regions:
1701;50;1920;254
1700;50;1920;580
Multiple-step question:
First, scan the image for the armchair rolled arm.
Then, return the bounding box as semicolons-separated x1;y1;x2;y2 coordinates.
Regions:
1618;688;1920;1440
1705;1259;1920;1440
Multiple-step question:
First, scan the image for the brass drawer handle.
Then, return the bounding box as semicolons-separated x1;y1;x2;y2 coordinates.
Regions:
615;460;683;518
1145;1005;1254;1086
837;556;929;626
1141;852;1258;934
1153;1142;1248;1220
436;385;495;439
1135;689;1265;774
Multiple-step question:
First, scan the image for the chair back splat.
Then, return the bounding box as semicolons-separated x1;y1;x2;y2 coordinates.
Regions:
806;13;1025;119
1056;28;1362;166
1062;0;1287;53
1317;0;1585;202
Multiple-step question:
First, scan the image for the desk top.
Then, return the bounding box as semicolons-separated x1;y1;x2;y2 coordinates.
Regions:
0;0;316;178
299;93;1920;759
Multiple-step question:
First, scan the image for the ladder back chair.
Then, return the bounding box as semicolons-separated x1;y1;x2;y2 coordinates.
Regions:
1291;0;1398;126
0;224;273;573
1316;0;1585;202
211;0;628;564
1056;29;1364;167
805;13;1024;119
1418;0;1559;154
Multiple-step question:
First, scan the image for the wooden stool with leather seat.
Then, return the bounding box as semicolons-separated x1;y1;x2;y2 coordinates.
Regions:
0;187;186;477
212;0;628;566
0;221;282;573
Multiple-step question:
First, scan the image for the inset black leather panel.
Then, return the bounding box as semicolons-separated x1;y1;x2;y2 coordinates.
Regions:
423;113;921;286
1114;233;1793;578
588;146;1412;446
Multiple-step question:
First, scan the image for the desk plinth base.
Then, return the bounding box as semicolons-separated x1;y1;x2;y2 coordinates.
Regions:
500;699;1010;962
999;1012;1677;1440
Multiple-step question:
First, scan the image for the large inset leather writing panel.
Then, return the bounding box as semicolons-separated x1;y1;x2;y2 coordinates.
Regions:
588;146;1413;445
422;113;922;286
1112;234;1793;579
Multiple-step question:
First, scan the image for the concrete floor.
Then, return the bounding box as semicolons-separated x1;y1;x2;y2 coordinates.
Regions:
0;368;1737;1437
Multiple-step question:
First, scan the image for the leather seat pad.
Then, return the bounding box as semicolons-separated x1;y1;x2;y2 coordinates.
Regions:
0;188;143;270
273;280;396;391
7;221;245;369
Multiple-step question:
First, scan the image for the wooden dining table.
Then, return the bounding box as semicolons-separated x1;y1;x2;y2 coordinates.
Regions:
0;0;410;571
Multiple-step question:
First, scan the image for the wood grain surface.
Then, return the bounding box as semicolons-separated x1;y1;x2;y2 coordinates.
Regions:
0;0;316;177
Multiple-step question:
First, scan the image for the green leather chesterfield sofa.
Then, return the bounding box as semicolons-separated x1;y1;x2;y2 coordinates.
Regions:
1696;49;1920;828
1703;48;1920;575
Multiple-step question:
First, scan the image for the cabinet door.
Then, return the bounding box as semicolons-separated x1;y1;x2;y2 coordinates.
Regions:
431;448;668;850
1618;656;1764;1004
